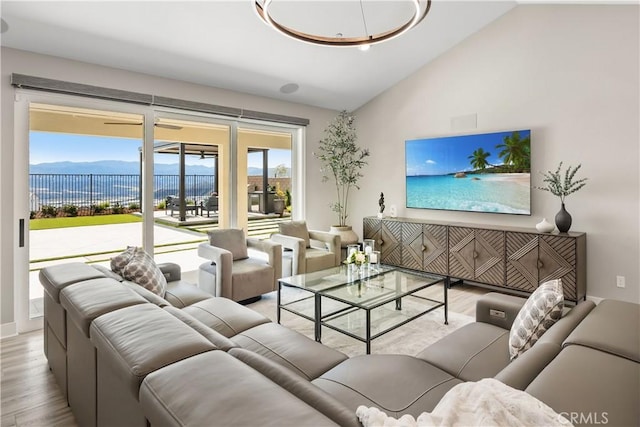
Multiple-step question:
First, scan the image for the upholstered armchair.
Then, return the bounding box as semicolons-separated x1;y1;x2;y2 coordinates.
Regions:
198;229;281;303
270;221;341;277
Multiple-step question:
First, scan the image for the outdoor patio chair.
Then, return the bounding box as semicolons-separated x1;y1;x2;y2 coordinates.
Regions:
200;194;219;217
165;195;199;217
198;228;282;303
269;221;341;276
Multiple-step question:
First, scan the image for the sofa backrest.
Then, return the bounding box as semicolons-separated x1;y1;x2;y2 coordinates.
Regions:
494;299;595;390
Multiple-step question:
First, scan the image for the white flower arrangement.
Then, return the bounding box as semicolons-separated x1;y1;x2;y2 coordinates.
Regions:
345;250;368;266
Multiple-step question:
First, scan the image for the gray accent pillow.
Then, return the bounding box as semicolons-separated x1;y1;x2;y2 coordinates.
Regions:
509;279;564;360
207;228;248;260
279;221;310;248
120;247;168;296
110;246;136;276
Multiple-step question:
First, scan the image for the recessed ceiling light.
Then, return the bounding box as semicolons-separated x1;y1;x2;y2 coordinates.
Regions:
279;83;299;94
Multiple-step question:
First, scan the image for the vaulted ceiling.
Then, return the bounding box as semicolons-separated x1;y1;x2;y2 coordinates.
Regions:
1;1;516;111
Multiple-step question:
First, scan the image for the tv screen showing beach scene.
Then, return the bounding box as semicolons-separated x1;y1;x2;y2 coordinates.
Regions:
405;129;531;215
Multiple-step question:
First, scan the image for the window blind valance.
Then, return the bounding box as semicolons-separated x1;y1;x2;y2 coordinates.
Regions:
11;73;310;126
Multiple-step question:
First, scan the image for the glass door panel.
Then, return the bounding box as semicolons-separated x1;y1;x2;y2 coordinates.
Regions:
152;116;230;284
28;103;144;319
237;127;292;238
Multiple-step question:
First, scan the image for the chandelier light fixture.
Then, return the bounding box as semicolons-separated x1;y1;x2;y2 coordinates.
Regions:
254;0;431;49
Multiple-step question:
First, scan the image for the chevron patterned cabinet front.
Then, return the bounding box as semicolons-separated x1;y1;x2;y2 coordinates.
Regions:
365;217;587;302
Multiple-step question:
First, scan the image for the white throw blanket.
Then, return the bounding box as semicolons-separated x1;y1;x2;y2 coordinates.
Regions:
356;378;573;427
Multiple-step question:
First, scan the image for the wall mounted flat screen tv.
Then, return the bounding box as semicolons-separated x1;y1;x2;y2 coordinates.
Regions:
406;129;531;215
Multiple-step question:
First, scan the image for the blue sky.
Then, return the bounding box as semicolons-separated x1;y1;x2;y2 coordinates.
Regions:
29;132;291;167
405;129;530;176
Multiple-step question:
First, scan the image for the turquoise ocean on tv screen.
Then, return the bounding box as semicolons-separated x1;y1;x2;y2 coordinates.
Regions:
406;174;530;214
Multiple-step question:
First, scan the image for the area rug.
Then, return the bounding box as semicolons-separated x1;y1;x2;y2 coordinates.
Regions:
247;289;474;357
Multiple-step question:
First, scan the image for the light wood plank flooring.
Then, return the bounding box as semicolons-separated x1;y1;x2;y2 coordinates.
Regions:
0;284;487;427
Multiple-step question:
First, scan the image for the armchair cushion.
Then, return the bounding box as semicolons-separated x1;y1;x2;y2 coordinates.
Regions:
207;229;248;261
279;221;311;248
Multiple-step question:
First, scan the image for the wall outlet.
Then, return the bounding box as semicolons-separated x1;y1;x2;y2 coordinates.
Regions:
616;275;626;288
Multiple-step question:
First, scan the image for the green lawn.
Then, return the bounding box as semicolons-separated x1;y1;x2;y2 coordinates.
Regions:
30;214;143;230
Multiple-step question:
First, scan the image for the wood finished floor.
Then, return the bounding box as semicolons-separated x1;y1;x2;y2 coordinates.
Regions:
0;283;487;427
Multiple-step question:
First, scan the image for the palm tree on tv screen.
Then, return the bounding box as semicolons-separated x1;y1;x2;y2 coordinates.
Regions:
468;148;492;172
496;131;531;172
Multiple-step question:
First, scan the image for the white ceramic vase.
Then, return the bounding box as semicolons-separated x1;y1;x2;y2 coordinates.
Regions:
535;218;555;233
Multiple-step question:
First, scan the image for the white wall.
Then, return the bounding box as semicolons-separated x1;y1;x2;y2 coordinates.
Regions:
352;5;639;303
0;47;337;330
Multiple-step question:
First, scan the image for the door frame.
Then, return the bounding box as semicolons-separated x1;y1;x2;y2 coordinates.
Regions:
13;90;154;333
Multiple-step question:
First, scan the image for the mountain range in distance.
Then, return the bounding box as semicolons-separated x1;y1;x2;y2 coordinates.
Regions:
30;160;290;177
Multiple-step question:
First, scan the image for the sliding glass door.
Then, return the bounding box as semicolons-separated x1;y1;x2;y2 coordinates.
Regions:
13;91;305;333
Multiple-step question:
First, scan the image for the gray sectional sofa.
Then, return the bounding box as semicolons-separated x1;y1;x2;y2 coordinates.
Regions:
40;262;639;427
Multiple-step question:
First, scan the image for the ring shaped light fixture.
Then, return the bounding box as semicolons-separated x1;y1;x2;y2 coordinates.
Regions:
255;0;431;48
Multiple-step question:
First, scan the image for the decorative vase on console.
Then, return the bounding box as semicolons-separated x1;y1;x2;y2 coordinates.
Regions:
535;217;555;233
534;162;587;234
554;203;572;233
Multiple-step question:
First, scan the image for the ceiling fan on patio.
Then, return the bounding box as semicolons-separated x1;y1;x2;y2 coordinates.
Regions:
103;121;183;130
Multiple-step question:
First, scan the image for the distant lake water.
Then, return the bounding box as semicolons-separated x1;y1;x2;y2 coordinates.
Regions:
406;173;530;215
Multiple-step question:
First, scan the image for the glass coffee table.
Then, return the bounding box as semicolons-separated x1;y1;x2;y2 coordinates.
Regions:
277;265;448;354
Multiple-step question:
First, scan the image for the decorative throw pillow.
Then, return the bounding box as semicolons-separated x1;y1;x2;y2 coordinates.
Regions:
110;246;136;276
207;228;248;260
279;220;310;248
120;247;167;296
509;279;564;360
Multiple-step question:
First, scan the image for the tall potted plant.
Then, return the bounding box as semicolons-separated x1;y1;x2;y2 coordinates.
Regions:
315;110;369;245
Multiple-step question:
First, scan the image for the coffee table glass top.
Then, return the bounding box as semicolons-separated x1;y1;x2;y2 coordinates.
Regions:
279;264;396;293
320;269;445;310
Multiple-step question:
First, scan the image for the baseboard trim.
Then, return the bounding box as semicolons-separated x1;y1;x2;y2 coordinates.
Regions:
1;322;17;339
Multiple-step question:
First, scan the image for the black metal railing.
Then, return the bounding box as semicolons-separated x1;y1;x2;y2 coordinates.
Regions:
30;174;216;215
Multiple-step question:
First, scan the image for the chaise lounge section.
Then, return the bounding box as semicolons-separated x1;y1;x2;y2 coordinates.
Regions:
40;262;640;426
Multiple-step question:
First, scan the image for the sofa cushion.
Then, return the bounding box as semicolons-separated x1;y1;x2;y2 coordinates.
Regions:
120;247;167;296
509;279;564;360
140;351;341;427
207;228;248;260
313;355;462;418
229;348;360;427
40;262;105;302
110;246;136;276
563;299;640;363
182;297;271;337
60;279;147;337
164;280;213;308
526;345;640;427
90;304;217;397
280;220;311;248
231;322;347;380
416;321;511;382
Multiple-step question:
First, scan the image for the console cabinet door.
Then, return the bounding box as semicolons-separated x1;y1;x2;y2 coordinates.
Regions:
402;223;448;274
363;218;402;266
449;227;504;286
363;217;381;246
423;224;448;275
506;232;579;300
380;220;402;266
402;222;423;271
